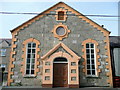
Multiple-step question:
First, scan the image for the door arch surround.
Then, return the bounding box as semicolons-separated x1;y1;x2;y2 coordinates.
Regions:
42;51;80;88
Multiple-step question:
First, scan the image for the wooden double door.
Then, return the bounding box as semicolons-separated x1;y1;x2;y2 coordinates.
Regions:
53;63;68;87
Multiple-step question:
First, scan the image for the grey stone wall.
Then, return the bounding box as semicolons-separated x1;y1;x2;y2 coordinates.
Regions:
11;8;109;87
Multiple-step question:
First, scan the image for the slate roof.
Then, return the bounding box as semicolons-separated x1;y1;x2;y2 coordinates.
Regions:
109;36;120;48
0;38;12;46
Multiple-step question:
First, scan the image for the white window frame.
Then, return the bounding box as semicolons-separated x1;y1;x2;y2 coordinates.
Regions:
25;42;36;76
0;49;6;56
0;64;6;68
86;43;97;77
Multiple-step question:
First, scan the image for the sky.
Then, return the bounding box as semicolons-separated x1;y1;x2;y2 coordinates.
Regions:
0;0;119;38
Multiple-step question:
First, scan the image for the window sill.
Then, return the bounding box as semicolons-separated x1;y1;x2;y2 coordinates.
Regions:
56;20;66;22
3;71;8;73
0;56;6;57
57;20;65;21
86;75;99;78
23;75;36;78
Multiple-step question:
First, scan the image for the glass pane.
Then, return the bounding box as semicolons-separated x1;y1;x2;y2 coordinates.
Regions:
71;62;76;66
32;54;35;58
56;27;65;36
31;70;34;74
1;49;6;52
32;49;35;53
87;65;90;69
91;60;94;64
27;59;30;63
27;49;31;53
87;70;91;75
27;54;31;58
91;55;94;58
87;60;90;64
26;70;30;74
91;44;94;48
86;49;89;53
28;43;31;48
1;49;6;56
87;54;90;58
86;44;89;48
71;77;76;81
92;70;95;75
32;59;35;63
54;57;67;62
1;64;6;68
71;69;76;73
32;43;36;48
45;62;50;65
31;64;34;69
27;64;30;69
45;69;50;73
45;76;50;80
92;65;95;69
91;49;94;53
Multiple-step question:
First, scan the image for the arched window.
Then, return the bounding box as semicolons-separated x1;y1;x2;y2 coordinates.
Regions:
21;38;40;76
58;11;64;20
82;39;100;77
86;43;96;76
26;43;36;75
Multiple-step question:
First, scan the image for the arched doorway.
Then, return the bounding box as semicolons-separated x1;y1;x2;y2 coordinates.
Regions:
41;43;80;88
53;57;68;87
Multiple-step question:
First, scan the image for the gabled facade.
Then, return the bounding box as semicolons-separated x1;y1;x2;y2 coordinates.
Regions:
8;2;113;88
0;38;11;86
0;39;11;72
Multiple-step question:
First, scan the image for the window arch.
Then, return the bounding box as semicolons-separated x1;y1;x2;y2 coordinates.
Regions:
21;38;40;76
82;39;101;77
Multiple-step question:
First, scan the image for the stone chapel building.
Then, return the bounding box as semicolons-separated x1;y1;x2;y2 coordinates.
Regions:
8;2;113;88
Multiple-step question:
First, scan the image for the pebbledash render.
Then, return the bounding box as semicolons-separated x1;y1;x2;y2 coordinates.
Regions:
8;2;113;88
